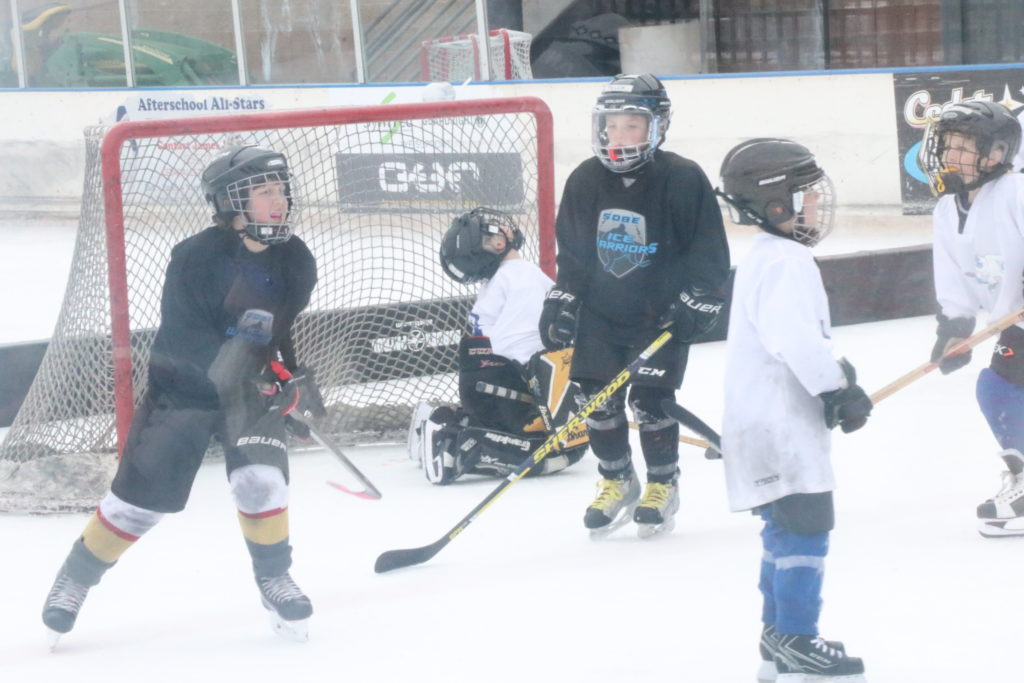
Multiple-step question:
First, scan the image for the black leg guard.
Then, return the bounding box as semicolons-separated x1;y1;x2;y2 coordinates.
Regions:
577;379;631;478
629;386;679;483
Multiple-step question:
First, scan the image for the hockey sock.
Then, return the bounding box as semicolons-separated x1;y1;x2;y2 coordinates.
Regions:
630;389;680;483
240;508;292;577
977;368;1024;450
64;538;116;587
759;506;829;635
81;491;163;564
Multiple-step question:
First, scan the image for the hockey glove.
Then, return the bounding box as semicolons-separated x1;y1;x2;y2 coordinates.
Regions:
538;287;580;351
657;286;725;343
930;313;976;375
259;362;327;437
819;358;872;433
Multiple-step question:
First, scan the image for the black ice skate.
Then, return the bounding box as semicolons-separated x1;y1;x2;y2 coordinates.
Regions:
256;572;313;641
633;478;680;539
773;633;866;682
758;625;844;683
977;449;1024;537
42;566;91;648
584;471;640;538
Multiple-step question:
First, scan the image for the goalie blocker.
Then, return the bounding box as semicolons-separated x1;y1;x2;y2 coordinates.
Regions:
410;336;587;484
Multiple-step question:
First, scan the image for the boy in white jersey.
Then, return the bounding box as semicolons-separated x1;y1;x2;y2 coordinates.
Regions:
918;100;1024;536
409;208;586;484
717;138;871;682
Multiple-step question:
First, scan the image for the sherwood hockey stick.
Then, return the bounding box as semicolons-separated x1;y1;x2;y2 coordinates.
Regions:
374;330;674;573
287;411;382;500
475;380;711;450
869;306;1024;404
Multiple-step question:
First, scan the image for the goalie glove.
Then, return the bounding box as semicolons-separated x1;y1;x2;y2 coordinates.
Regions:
930;313;975;375
819;358;872;434
657;285;725;343
538;287;580;351
258;362;327;437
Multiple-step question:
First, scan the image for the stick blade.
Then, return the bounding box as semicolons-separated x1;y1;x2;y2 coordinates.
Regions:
374;539;446;573
327;480;382;500
660;399;722;459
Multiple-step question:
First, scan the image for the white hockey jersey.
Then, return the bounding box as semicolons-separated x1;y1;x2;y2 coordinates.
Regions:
721;233;846;512
932;172;1024;328
470;257;554;364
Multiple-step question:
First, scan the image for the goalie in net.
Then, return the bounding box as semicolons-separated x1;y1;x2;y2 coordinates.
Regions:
408;208;587;485
41;146;322;644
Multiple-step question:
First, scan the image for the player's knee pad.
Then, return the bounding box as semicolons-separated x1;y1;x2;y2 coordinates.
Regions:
977;368;1024;449
96;490;165;536
576;379;627;431
772;492;835;536
629;386;679;462
229;463;289;515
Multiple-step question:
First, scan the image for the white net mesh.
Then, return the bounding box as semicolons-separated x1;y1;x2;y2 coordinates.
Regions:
421;29;532;81
0;98;553;513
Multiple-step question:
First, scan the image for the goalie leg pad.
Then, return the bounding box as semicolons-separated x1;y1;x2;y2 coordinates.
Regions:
629;386;680;481
458;337;534;432
455;426;544;478
978;367;1024;450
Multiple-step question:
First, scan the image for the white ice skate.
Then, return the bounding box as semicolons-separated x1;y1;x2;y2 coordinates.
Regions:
977;449;1024;538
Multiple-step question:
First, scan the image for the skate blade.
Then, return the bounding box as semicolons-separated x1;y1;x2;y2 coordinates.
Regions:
268;612;310;642
978;518;1024;537
637;516;676;539
46;628;63;651
757;659;778;682
777;673;866;682
588;504;638;540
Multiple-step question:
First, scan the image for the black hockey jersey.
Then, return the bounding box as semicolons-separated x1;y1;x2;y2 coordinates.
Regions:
554;150;730;344
147;226;317;408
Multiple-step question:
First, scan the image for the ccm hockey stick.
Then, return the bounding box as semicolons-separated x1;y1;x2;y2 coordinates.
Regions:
475;380;711;451
870;306;1024;404
374;330;674;573
287;411;382;500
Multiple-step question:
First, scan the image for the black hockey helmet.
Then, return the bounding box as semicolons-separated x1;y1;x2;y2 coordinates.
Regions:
918;100;1021;196
592;73;672;173
439;207;524;284
719;138;836;247
201;145;295;245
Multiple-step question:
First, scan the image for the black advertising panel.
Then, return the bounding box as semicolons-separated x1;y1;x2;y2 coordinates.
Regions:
894;67;1024;215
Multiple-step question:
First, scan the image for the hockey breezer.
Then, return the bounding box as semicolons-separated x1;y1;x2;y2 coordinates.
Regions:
374;330;674;573
287;410;382;500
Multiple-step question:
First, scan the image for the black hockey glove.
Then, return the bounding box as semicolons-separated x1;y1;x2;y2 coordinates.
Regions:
819;358;872;434
930;313;975;375
657;286;725;343
259;362;327;438
539;287;580;351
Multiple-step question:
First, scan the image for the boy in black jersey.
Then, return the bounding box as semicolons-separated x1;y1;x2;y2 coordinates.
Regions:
539;73;730;538
41;146;319;643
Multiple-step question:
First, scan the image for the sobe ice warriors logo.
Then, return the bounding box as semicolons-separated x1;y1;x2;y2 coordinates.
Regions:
596;209;657;278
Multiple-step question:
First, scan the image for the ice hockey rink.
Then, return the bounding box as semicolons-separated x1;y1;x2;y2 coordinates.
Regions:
1;212;1020;683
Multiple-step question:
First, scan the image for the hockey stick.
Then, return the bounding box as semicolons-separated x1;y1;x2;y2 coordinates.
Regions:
287;411;382;500
475;381;710;450
373;330;674;573
870;306;1024;404
660;400;719;459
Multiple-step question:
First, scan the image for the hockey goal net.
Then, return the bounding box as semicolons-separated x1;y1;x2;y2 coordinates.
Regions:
421;29;532;82
0;97;555;514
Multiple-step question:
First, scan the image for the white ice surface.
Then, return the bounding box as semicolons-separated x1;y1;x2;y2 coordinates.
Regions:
4;211;1015;683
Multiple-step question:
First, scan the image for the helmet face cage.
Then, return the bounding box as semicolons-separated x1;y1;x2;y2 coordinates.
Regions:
224;170;295;245
592;74;672;173
439;208;522;284
785;175;836;247
918;101;1022;196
